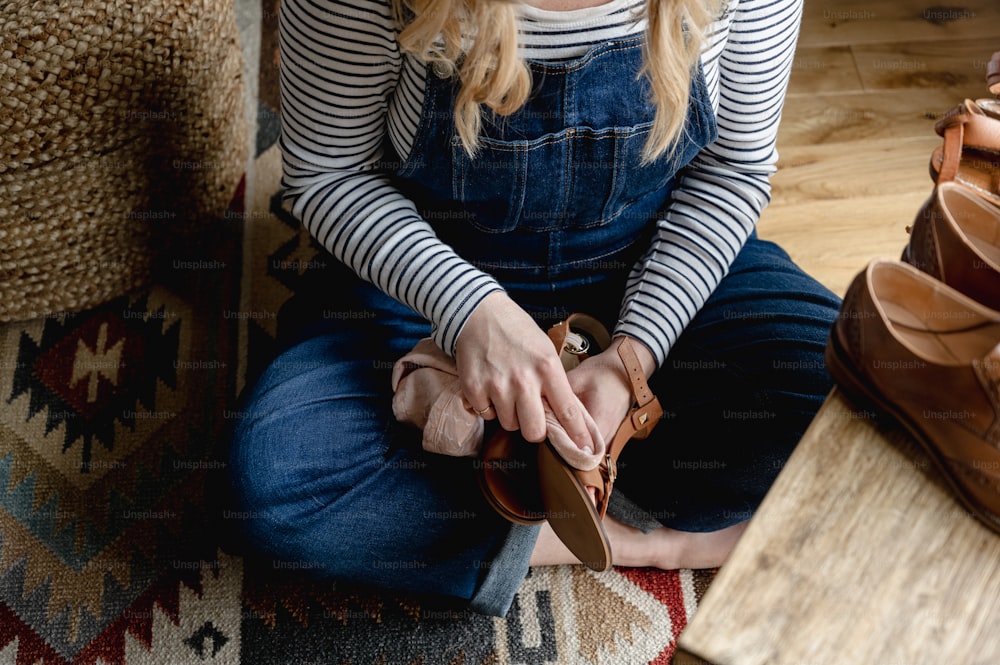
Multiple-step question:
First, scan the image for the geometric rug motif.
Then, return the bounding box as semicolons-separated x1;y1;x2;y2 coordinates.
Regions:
499;566;714;665
236;565;716;665
0;549;242;665
5;292;185;485
0;275;237;660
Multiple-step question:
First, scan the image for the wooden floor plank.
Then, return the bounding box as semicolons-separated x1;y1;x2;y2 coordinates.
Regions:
776;88;980;146
852;37;1000;92
768;137;940;204
787;45;863;95
758;192;928;295
799;0;999;47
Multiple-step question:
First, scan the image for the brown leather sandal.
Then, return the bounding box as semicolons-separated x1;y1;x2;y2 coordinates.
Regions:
537;337;663;572
477;314;611;525
929;53;1000;205
929;98;1000;206
478;428;546;525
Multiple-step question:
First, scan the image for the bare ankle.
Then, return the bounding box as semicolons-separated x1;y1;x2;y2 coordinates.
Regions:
666;520;747;569
604;517;748;569
529;516;748;570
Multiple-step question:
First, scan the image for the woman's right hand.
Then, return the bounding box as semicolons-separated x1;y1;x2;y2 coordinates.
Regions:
454;292;597;453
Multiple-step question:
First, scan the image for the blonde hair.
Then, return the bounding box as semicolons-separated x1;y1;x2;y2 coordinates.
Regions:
392;0;722;162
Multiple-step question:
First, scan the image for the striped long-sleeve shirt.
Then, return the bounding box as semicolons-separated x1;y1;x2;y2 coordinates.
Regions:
278;0;802;365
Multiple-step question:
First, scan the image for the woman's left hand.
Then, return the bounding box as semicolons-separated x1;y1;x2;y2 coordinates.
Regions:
566;336;657;443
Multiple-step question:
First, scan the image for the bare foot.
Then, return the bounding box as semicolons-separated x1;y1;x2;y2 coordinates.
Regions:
529;515;748;569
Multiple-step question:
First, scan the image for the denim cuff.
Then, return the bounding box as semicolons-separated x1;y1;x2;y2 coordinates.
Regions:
607;490;665;533
468;523;540;617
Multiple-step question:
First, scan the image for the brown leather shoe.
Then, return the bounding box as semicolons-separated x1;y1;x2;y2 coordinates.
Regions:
903;181;1000;310
827;259;1000;533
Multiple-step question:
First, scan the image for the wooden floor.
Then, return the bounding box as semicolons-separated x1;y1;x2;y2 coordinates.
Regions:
758;0;999;296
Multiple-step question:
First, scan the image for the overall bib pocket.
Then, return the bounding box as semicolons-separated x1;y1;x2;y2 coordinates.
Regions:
451;122;682;234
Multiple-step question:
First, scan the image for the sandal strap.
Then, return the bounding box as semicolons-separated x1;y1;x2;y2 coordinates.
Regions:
588;337;664;518
617;337;660;438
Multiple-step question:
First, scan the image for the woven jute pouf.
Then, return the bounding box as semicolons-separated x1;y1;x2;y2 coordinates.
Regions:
0;0;247;321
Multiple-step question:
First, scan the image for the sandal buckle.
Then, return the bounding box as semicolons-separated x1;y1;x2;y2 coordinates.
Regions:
605;454;617;483
563;331;590;355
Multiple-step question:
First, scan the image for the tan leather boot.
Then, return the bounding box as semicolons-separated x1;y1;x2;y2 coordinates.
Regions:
903;181;1000;310
827;259;1000;533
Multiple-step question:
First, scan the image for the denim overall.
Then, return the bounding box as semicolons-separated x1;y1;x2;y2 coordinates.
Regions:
391;35;715;326
228;37;840;617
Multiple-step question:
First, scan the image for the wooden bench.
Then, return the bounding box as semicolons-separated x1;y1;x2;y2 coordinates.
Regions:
673;388;1000;665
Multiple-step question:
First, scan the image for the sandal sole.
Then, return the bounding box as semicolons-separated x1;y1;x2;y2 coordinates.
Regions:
537;440;612;572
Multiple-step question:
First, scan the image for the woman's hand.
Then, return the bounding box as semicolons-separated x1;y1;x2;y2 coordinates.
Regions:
566;335;657;444
455;292;596;452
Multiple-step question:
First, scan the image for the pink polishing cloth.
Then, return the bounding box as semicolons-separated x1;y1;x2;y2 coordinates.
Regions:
391;338;605;469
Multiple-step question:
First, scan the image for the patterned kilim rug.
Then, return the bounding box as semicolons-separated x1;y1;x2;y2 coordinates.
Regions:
0;1;716;662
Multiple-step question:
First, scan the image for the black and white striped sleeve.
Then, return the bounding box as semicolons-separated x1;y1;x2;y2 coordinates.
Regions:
615;0;802;365
277;0;504;354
